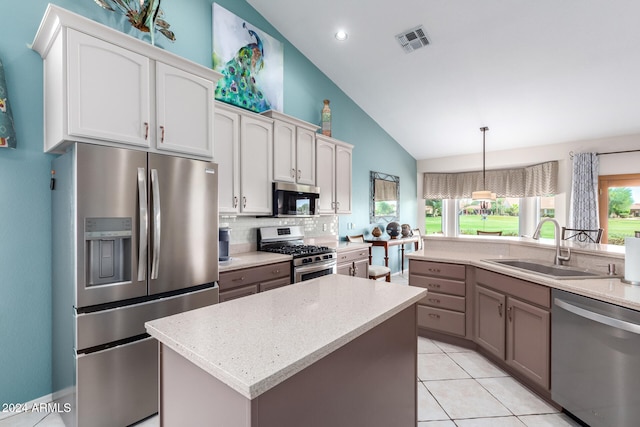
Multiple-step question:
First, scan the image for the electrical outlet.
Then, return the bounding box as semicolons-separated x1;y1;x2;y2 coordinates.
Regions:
323;224;327;231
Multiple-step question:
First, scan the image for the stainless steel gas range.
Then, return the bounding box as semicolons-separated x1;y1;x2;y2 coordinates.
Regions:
258;226;336;283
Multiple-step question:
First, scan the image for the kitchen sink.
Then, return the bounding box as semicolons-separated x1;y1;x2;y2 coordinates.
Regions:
482;259;619;280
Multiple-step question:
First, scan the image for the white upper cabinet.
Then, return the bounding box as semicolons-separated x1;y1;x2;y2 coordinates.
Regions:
262;110;318;186
214;104;241;214
316;134;353;215
66;29;151;149
155;62;214;158
32;5;221;160
215;102;273;216
240;114;273;215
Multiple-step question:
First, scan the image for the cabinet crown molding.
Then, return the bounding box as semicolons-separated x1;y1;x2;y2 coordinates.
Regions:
261;110;319;132
32;4;221;82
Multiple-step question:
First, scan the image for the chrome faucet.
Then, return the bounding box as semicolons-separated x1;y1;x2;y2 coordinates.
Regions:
532;218;571;265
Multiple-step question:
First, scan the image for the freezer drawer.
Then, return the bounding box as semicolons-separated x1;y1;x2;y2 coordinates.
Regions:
77;337;158;427
76;285;218;351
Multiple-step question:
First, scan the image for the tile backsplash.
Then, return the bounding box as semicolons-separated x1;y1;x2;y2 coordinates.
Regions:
220;215;339;254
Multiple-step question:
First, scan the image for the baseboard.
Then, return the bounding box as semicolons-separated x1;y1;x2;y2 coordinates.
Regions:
0;393;54;421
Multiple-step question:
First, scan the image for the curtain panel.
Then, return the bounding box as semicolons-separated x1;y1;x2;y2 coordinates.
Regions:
423;161;558;199
374;179;397;201
568;153;599;230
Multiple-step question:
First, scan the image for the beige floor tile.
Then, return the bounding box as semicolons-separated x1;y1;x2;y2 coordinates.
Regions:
518;413;582;427
455;416;526;426
418;336;444;353
418;354;471;381
425;379;511;419
418;421;456;426
448;352;508;378
434;341;475;353
418;382;449;421
478;377;558;416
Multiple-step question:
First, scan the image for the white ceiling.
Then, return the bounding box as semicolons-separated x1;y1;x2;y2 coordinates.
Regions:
246;0;640;160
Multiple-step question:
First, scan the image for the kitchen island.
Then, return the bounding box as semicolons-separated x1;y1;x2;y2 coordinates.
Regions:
145;274;427;427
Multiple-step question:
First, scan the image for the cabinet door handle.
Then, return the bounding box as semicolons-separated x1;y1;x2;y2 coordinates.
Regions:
428;313;441;319
159;125;165;143
242;196;247;208
233;196;238;208
353;264;358;275
428;298;441;304
291;168;296;178
144;122;149;140
498;303;503;317
507;306;513;321
297;169;301;180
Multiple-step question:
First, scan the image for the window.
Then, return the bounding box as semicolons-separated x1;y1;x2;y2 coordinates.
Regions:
598;174;640;245
537;196;556;238
425;199;442;234
458;197;520;236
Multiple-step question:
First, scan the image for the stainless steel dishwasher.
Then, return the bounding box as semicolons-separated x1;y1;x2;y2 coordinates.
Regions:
552;289;640;427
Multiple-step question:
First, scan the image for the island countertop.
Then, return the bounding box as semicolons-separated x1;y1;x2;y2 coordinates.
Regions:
145;275;427;400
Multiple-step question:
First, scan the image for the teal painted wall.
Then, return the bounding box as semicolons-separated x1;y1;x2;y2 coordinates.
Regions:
0;0;416;404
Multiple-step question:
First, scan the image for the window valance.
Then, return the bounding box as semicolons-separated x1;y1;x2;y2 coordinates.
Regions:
423;161;558;199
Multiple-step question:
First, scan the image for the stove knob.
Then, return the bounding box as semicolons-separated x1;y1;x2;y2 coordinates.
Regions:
315;256;321;262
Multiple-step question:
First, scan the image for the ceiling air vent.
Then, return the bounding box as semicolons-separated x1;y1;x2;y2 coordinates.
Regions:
396;25;430;53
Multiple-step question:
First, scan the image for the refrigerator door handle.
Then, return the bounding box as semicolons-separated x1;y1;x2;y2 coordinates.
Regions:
151;168;161;280
137;167;148;281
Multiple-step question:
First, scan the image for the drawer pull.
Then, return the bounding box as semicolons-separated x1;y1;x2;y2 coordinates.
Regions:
427;283;441;289
232;277;245;282
428;298;441;304
428;268;441;273
272;270;280;274
428;313;441;319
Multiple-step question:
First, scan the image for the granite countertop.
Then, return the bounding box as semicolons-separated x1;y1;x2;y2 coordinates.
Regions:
145;275;427;399
219;251;292;273
407;248;640;311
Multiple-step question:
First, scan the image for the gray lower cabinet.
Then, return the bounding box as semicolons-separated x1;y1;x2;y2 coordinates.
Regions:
337;248;369;279
219;262;291;302
409;260;468;337
475;269;551;390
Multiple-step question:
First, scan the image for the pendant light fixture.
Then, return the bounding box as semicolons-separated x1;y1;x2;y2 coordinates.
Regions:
471;126;495;201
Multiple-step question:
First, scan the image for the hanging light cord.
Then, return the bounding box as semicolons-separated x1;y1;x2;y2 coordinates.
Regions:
480;126;489;188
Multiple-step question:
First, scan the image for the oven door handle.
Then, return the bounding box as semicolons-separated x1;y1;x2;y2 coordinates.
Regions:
555;298;640;335
295;259;337;273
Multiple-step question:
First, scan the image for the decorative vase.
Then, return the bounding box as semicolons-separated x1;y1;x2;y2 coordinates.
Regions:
386;222;400;239
321;99;331;136
371;226;382;238
401;224;412;237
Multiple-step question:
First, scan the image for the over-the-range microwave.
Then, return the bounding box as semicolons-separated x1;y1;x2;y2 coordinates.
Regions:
272;182;320;217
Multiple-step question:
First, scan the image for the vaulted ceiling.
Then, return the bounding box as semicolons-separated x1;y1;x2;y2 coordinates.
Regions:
246;0;640;160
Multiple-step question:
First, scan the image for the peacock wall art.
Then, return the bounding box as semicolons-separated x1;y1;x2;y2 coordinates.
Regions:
212;3;283;113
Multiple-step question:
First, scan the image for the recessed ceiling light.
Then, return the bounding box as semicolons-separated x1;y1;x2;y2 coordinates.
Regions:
335;30;348;41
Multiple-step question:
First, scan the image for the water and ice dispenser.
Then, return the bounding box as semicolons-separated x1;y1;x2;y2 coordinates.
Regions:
85;217;132;286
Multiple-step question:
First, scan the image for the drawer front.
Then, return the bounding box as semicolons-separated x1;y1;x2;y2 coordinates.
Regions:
476;268;550;308
420;292;465;312
219;261;290;291
410;260;465;280
219;284;259;302
410;275;465;296
337;248;369;265
259;277;291;292
417;306;466;337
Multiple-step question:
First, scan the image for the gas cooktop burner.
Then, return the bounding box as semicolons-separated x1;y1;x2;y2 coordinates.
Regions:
262;244;334;257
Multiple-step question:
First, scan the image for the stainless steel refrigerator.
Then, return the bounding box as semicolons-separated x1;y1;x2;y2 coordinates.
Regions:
51;143;219;427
